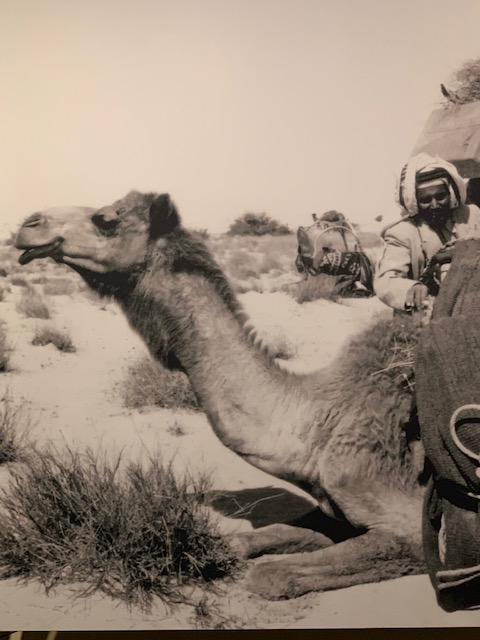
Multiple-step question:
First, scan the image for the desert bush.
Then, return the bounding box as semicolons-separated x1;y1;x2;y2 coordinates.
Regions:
42;278;77;296
16;289;51;319
123;356;199;411
0;447;238;610
223;249;260;281
258;252;284;275
10;275;30;288
0;324;10;372
0;395;32;464
290;275;339;304
31;326;76;353
228;212;291;236
443;58;480;105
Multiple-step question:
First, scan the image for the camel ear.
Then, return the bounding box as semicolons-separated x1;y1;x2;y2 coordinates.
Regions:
149;194;180;239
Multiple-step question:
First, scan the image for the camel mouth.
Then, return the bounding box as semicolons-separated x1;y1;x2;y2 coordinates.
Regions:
17;238;64;265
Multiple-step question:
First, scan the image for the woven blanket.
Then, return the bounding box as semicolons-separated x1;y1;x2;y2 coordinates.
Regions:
416;238;480;611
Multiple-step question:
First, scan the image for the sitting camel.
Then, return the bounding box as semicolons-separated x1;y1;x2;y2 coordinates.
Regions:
14;191;426;600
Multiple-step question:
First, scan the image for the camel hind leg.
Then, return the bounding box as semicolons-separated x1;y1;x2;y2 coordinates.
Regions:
245;528;425;600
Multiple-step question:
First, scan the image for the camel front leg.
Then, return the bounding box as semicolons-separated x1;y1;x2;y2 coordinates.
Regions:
245;528;425;600
230;523;334;558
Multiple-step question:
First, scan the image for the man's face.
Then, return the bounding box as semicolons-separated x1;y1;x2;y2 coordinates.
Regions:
416;182;451;225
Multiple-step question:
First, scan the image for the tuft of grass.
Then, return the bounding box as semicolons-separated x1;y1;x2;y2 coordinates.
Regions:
0;324;10;372
31;325;76;353
290;275;339;304
123;356;199;411
16;288;51;319
0;447;239;610
0;395;33;464
42;278;77;296
10;275;30;288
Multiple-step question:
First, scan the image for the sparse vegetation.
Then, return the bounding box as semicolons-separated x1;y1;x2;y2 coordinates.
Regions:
290;275;339;304
31;325;76;353
0;447;239;610
0;395;33;464
443;58;480;105
228;212;291;236
42;278;77;296
0;324;10;372
16;289;51;319
123;356;199;410
10;275;30;288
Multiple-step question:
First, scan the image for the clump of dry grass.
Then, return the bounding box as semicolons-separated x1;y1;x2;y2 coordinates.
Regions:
31;325;76;353
10;275;30;288
0;324;10;372
290;275;339;304
0;395;33;464
0;447;239;610
16;288;51;319
123;356;199;411
371;319;422;392
42;277;77;296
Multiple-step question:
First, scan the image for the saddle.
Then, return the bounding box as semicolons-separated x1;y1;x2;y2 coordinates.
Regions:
295;214;374;297
416;238;480;611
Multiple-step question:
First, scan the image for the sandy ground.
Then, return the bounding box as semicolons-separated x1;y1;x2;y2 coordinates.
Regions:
1;279;480;630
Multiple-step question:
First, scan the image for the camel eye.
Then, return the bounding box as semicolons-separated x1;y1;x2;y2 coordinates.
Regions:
91;209;121;236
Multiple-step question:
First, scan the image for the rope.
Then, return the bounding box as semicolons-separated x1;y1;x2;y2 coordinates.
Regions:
449;404;480;479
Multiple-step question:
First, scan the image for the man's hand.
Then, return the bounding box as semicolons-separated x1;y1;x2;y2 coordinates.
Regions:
405;283;429;311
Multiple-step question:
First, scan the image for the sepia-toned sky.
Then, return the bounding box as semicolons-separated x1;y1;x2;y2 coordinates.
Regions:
1;0;480;235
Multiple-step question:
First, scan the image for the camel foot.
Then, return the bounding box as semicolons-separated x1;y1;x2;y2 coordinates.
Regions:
244;530;425;600
230;523;334;559
246;561;311;600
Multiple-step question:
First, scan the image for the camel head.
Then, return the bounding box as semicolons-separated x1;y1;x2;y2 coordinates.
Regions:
15;191;182;289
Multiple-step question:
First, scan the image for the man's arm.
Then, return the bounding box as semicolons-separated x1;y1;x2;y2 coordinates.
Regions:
374;231;426;310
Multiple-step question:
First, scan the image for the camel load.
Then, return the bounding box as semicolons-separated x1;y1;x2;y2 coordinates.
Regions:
416;237;480;612
294;211;374;297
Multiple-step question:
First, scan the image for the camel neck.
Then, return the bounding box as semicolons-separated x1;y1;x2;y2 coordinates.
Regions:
120;271;319;482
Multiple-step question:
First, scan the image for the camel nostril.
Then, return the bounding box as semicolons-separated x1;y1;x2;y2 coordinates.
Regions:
23;212;44;228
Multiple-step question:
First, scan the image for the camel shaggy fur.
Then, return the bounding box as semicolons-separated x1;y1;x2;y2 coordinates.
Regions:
14;191;426;600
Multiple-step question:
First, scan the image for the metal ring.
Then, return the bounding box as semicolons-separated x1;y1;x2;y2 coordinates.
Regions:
449;404;480;464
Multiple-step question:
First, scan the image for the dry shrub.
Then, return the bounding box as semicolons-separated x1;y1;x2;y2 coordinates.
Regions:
42;278;77;296
0;324;10;372
443;58;480;105
258;252;284;275
0;395;33;464
224;249;260;281
0;447;238;610
31;325;76;353
10;275;29;288
16;289;51;319
290;275;339;304
228;212;291;236
123;356;199;410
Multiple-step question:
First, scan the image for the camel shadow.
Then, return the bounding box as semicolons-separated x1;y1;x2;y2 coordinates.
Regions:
207;487;360;543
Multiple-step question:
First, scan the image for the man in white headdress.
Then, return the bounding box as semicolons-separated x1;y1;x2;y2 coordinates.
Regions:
375;153;480;312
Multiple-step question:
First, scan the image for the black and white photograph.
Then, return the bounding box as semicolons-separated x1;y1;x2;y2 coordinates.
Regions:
1;0;480;632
